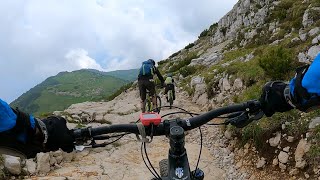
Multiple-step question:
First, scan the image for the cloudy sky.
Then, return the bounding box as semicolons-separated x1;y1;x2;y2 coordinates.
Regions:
0;0;238;103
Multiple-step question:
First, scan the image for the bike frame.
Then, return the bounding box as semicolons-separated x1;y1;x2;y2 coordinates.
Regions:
161;119;203;180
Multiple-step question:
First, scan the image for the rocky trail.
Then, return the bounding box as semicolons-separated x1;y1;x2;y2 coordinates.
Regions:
19;86;248;180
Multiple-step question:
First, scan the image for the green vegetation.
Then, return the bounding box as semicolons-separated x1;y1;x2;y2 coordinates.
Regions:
258;46;296;80
307;125;320;165
199;29;209;38
11;69;129;115
169;50;181;59
184;43;195;49
168;52;198;73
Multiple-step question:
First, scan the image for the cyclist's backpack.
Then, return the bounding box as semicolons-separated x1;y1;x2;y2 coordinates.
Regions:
0;99;17;132
165;77;173;85
139;61;154;76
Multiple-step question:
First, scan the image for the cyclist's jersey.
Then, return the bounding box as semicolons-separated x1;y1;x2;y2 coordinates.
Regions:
0;98;36;142
165;77;174;85
290;53;320;96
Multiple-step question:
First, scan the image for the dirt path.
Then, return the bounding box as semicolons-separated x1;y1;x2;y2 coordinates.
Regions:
28;87;245;180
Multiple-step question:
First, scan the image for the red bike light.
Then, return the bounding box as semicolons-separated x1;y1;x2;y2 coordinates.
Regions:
140;112;162;126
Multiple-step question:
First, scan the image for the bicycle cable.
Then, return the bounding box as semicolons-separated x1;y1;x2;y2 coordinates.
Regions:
159;106;203;177
141;124;161;179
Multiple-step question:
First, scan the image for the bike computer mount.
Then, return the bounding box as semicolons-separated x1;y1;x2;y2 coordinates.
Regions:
140;112;162;126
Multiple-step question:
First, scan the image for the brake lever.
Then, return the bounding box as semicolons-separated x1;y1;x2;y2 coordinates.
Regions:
227;110;264;128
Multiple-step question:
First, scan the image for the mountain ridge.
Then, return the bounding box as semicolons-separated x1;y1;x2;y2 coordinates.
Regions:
10;69;137;115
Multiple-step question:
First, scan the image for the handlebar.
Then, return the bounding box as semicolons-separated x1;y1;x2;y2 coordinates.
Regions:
73;100;262;142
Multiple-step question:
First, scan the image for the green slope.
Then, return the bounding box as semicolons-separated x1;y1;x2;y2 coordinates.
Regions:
87;69;139;81
10;69;128;115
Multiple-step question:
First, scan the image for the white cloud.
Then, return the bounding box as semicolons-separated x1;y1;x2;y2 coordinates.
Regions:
0;0;238;102
65;49;103;70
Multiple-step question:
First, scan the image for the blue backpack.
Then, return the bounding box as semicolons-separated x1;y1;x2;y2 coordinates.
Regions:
139;61;154;76
0;99;17;132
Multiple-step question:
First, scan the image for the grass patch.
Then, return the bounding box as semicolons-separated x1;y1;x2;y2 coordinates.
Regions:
258;45;296;80
168;52;199;73
307;125;320;166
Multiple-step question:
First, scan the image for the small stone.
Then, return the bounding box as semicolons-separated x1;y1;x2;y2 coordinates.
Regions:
287;136;294;143
305;173;310;179
25;159;36;175
278;151;289;164
283;146;290;152
269;132;281;147
256;157;266;169
236;161;243;169
282;124;286;130
272;158;279;166
224;129;233;140
36;153;51;175
289;168;299;176
279;162;286;170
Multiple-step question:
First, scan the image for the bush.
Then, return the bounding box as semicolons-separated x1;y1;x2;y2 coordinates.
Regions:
258;46;295;80
199;29;209;38
168;52;198;73
179;66;197;77
169;50;181;59
184;43;195;49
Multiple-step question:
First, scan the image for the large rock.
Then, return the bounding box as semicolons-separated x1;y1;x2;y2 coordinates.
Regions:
309;27;320;37
312;35;320;44
192;84;207;103
309;117;320;129
298;52;308;63
3;155;21;175
190;76;204;87
232;78;243;90
219;77;231;92
36;152;51;175
307;45;320;59
295;139;311;169
303;8;313;28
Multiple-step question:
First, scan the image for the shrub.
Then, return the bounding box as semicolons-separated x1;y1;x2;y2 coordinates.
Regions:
184;43;195;49
199;29;209;38
258;46;295;80
168;52;198;73
179;66;197;77
169;50;181;59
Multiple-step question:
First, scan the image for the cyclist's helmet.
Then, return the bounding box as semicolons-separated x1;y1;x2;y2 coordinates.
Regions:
167;73;173;77
148;59;156;66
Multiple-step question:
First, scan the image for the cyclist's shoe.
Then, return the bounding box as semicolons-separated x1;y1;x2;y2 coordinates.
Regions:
153;107;160;113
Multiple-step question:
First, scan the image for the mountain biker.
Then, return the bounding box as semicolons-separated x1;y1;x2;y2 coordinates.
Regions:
138;59;165;112
164;73;175;102
0;99;74;158
260;53;320;116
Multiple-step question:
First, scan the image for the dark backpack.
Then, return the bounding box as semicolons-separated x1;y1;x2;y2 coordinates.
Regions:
139;61;154;76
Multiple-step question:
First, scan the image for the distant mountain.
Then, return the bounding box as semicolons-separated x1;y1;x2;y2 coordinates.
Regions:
87;69;139;82
10;69;129;115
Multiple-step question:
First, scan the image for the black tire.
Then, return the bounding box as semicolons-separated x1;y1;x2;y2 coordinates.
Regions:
168;90;173;109
156;95;162;113
159;159;168;177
